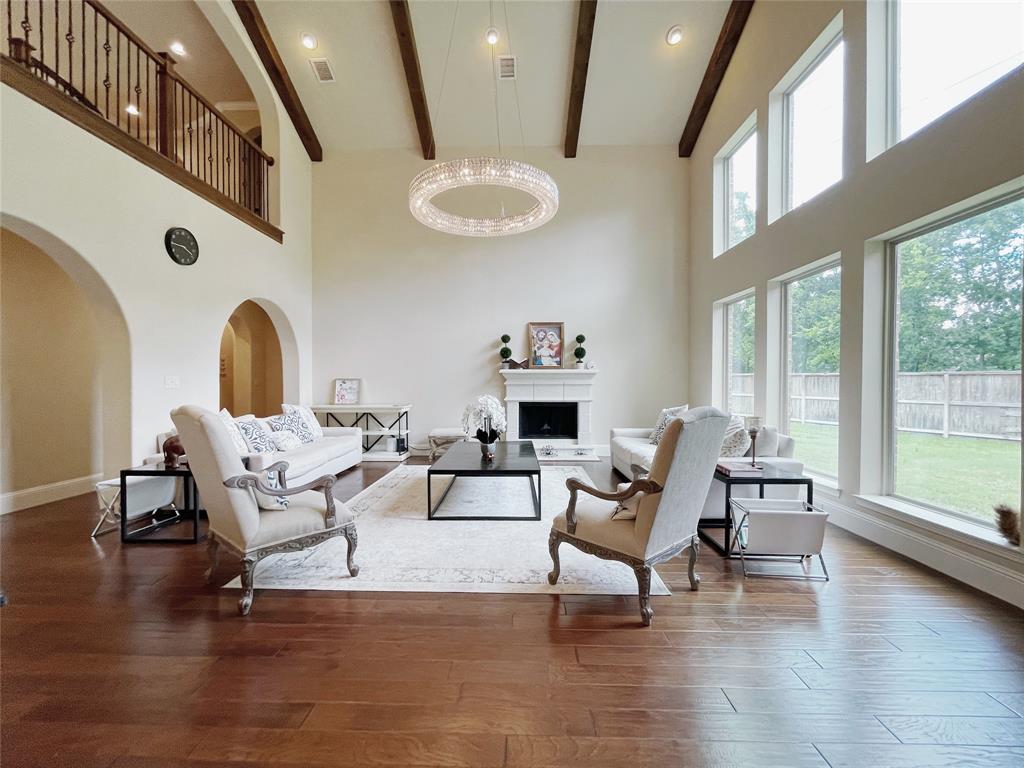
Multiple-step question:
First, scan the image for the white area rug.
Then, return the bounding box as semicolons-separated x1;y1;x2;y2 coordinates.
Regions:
227;464;669;596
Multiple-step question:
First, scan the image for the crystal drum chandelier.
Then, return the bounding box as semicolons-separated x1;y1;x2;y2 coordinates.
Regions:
409;157;558;237
407;1;558;237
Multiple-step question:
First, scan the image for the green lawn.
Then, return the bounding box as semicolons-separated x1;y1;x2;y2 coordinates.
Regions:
789;422;1020;523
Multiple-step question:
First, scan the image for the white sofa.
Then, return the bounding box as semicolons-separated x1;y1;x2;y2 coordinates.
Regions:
244;425;363;487
610;423;805;519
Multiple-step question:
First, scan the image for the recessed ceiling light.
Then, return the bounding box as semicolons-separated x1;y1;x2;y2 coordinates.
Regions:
169;41;186;57
485;27;499;46
301;33;318;50
666;25;683;46
125;104;140;116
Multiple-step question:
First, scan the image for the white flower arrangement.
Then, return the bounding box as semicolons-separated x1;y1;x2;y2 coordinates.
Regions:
461;394;507;435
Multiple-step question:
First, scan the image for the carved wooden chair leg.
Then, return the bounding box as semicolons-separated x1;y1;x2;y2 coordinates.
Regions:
204;535;221;585
547;532;562;585
687;538;701;591
343;525;360;577
634;564;653;626
238;556;257;616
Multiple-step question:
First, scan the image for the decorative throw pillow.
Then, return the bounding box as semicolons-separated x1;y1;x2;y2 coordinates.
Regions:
254;471;289;510
283;404;324;440
650;404;689;445
218;408;248;455
269;410;315;443
611;483;644;521
270;429;303;452
235;416;275;454
754;425;779;457
720;415;752;457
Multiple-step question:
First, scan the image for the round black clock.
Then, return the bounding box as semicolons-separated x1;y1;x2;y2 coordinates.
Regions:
164;227;199;266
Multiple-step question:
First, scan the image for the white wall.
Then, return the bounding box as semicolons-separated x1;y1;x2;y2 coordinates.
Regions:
685;0;1024;604
0;1;314;477
312;146;689;448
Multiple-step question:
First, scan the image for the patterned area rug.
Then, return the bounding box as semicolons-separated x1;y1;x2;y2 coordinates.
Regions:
226;464;670;596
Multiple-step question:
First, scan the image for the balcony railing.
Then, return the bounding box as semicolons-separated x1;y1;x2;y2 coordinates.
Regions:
2;0;274;226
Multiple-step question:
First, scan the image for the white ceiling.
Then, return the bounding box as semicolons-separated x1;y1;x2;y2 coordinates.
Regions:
258;0;731;153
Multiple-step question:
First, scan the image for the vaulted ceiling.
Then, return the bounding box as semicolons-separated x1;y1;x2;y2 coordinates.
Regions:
254;0;734;155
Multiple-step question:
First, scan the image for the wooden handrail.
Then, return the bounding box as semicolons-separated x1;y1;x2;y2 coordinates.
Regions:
2;0;276;223
167;68;274;165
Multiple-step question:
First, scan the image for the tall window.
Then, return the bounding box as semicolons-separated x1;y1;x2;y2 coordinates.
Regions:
726;129;757;249
889;197;1023;524
786;38;844;210
725;295;756;416
892;0;1024;143
784;265;842;478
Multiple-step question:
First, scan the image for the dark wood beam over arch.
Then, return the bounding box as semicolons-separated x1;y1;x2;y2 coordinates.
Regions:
678;0;754;158
564;0;598;159
232;0;323;162
390;0;436;160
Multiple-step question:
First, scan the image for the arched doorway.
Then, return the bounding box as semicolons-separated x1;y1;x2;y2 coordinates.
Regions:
0;225;131;512
220;300;283;418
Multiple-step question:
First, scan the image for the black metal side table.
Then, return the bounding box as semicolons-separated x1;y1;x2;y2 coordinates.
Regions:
120;464;202;543
698;466;813;557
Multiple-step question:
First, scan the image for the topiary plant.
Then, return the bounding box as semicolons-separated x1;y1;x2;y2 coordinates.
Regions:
574;333;586;362
499;334;512;362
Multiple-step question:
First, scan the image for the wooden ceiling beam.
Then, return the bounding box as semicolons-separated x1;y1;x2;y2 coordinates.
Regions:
232;0;323;162
390;0;435;160
678;0;754;158
564;0;598;159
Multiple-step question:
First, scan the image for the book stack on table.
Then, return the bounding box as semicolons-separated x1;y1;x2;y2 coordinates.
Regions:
716;461;763;476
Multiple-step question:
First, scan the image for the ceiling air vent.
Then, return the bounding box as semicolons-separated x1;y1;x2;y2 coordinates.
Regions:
309;58;336;83
496;55;517;80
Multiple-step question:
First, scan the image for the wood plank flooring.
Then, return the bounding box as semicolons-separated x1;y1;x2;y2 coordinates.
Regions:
2;458;1022;767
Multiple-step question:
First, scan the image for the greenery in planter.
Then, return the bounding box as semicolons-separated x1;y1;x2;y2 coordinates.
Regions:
574;333;586;363
499;334;512;362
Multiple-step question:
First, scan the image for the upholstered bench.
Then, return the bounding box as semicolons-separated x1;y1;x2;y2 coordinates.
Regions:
428;428;468;461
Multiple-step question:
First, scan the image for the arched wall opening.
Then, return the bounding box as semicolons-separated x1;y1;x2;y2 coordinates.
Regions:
219;299;292;418
0;224;131;512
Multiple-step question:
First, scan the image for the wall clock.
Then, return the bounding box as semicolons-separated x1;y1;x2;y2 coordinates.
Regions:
164;227;199;266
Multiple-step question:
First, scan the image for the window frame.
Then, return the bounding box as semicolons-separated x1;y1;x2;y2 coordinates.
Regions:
724;125;757;252
781;259;843;480
722;292;756;417
782;31;844;213
883;191;1024;527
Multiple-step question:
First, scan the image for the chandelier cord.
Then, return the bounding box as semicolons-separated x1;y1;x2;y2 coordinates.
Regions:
502;0;527;162
490;0;502;159
432;0;460;144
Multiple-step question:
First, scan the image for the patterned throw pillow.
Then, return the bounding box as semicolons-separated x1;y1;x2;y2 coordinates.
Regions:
235;417;275;454
611;483;645;521
650;405;689;445
254;471;290;510
270;430;303;452
720;415;752;457
283;404;324;440
269;410;315;443
218;408;248;455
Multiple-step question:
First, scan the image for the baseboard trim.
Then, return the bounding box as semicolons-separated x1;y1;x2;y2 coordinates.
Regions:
821;496;1024;609
1;473;102;515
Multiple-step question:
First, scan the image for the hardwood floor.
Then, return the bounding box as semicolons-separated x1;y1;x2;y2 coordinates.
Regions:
2;458;1022;767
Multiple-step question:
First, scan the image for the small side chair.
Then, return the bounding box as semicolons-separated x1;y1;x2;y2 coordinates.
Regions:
548;406;729;625
171;405;358;615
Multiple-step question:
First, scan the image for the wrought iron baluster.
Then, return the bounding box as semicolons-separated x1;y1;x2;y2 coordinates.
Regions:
102;17;109;119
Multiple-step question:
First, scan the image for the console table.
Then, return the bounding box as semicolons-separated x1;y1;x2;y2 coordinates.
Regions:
312;404;411;462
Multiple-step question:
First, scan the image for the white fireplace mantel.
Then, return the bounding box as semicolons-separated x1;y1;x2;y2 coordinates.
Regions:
499;368;598;460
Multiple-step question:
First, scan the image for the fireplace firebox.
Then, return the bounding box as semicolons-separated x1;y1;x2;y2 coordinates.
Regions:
519;402;578;440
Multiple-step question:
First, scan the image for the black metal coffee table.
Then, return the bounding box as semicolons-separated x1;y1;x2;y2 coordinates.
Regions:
427;440;541;521
698;465;813;557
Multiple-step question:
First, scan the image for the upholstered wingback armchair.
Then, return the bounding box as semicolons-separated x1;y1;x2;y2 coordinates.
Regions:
548;406;729;626
171;405;358;615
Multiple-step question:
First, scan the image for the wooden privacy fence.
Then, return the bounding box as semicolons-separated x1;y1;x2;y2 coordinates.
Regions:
2;0;273;220
730;371;1021;441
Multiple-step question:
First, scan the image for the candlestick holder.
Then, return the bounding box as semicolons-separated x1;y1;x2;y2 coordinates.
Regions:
744;416;764;469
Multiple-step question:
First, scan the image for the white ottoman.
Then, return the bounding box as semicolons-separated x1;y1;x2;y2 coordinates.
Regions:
92;472;178;538
428;428;468;462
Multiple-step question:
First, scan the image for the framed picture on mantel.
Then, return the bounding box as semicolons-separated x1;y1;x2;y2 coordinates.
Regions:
333;378;360;404
528;322;564;368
